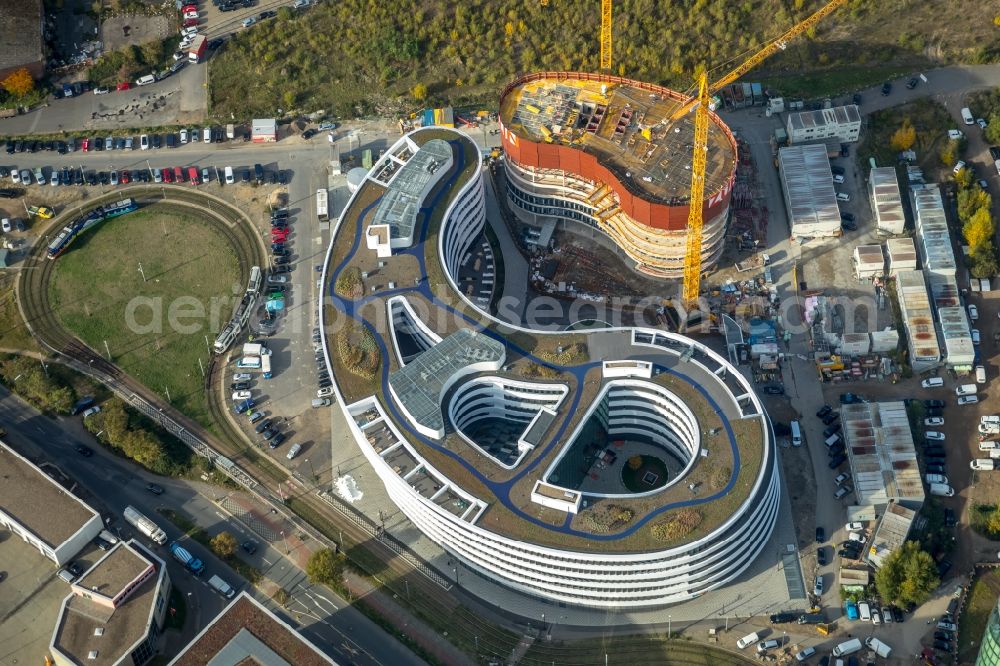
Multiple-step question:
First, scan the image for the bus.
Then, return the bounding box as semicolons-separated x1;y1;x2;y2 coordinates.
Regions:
246;265;261;295
261;354;272;379
316;189;329;222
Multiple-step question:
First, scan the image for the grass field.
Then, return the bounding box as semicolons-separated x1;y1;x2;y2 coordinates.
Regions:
48;210;240;427
959;569;1000;664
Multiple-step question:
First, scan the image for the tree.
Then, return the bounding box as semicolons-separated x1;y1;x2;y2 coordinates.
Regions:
986;113;1000;145
411;82;428;102
971;242;1000;279
963;208;995;250
306;548;346;587
958;187;992;224
940;139;958;167
874;541;939;607
210;531;238;558
628;455;643;470
890;119;916;151
1;68;34;98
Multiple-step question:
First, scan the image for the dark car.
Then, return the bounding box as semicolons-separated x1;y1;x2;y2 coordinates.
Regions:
852;93;862;106
925;407;943;418
831;165;846;176
991;146;1000;161
254;163;264;183
769;612;796;624
277;169;287;184
241;168;250;183
924;399;945;409
815;526;825;543
271;221;289;231
926;464;947;475
271;208;289;219
274;265;292;274
241;540;258;554
93;536;113;551
823;424;841;438
838;547;859;559
208;38;225;50
944;508;957;527
881;82;892;96
146;483;164;495
937;560;952;578
318;378;333;388
274;256;292;266
75;444;94;457
828;454;846;469
933;639;952;653
828;444;845;457
57;141;68;154
906;77;919;89
272;247;290;257
818;657;829;666
269;432;287;448
262;427;279;441
85;171;97;186
924;446;945;457
301;128;318;139
817;546;828;566
816;405;832;418
841;220;857;232
259;9;275;19
255;418;273;434
760;384;784;395
889;605;904;623
67;561;85;577
822;412;839;426
231;381;251;391
166;133;177;148
840;212;855;222
934;631;952;642
4;142;13;154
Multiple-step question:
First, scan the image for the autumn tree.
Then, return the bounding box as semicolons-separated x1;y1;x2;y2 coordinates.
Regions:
411;82;428;102
874;541;939;607
628;455;643;471
890;119;916;151
958;188;992;224
210;531;239;558
1;68;34;97
306;548;346;587
964;208;995;250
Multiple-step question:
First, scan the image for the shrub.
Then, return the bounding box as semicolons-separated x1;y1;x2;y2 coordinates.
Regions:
306;549;347;587
210;531;238;558
336;321;379;380
334;267;363;299
627;455;643;471
651;509;703;542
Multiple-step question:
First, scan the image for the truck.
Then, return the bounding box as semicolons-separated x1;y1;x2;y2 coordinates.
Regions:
864;637;892;658
123;505;167;545
170;542;205;575
188;35;207;63
832;638;862;657
797;613;824;625
261;354;272;379
208;574;236;599
736;252;770;273
316;188;329;221
242;342;270;357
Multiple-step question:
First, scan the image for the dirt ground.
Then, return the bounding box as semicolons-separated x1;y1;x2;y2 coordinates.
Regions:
766;395;819;554
100;15;171;52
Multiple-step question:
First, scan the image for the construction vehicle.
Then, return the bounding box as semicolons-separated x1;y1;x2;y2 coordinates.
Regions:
27;205;53;219
666;0;847;309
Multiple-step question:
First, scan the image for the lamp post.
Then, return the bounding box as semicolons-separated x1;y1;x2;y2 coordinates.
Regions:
668;614;672;639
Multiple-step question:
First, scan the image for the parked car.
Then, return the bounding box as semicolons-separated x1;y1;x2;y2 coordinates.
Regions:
881;82;892;95
146;483;165;495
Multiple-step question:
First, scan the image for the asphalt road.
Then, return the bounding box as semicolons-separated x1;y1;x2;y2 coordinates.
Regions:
0;384;426;666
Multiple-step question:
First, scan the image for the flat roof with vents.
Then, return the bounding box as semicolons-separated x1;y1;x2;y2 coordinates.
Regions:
869;167;905;235
370;138;453;246
778;144;841;238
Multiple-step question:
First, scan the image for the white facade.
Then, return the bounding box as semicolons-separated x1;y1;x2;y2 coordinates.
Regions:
786;105;862;144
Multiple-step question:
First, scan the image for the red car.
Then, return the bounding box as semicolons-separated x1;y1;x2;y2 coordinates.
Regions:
119;170;130;184
116;81;130;91
162;168;174;183
174;166;185;182
182;17;199;27
182;3;198;11
187;166;200;184
81;138;89;152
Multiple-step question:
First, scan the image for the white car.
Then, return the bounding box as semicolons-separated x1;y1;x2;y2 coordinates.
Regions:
813;576;824;596
871;608;881;625
925;417;944;427
836;191;850;202
845;521;864;531
954;160;967;174
1;218;10;233
233;373;252;381
241;16;257;28
316;387;335;398
182;11;199;21
960;395;980;405
231;390;252;401
202;167;211;183
948;129;965;140
834;472;851;485
926;431;946;441
82;406;101;417
292;0;310;7
180;129;189;144
795;647;816;663
921;377;944;388
848;531;866;543
980;441;998;451
140;134;149;150
153;168;163;183
973;329;982;345
969;304;980;321
832;173;845;184
978;118;989;130
10;169;19;184
834;485;852;499
93;87;109;95
972;459;996;471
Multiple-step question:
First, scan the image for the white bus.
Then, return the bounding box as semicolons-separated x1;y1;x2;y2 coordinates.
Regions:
316;189;329;221
246;265;261;295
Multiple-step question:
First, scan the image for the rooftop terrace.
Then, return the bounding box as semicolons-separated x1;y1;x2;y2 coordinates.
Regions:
499;74;736;203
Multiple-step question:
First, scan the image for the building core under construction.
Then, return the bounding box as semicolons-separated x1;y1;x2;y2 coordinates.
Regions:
499;72;738;278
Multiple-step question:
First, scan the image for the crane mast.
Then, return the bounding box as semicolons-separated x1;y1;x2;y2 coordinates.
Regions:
600;0;613;71
678;0;846;308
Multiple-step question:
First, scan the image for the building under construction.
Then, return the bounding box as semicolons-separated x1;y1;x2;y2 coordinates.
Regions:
498;72;738;279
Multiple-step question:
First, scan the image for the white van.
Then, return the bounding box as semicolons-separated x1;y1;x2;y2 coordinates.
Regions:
971;459;996;471
836;192;850;202
930;482;955;497
208;574;236;599
858;601;872;621
921;377;944;388
736;632;760;650
961;107;975;125
286;443;302;459
790;420;802;447
311;398;331;408
832;637;862;657
956;384;978;396
136;74;155;86
977;366;987;384
925;474;949;485
203;127;212;143
224;166;234;184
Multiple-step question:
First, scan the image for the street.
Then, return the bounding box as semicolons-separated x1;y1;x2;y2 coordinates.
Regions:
0;383;426;666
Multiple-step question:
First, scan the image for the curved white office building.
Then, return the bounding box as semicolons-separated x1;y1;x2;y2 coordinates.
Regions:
323;127;779;610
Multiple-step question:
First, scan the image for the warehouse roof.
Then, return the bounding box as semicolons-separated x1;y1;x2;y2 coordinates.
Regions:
0;441;100;548
896;270;940;363
778;144;841;237
841;401;924;507
786;104;861;132
911;183;955;276
870;167;905;230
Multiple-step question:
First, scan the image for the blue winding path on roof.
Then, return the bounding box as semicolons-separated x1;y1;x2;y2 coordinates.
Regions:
325;138;747;541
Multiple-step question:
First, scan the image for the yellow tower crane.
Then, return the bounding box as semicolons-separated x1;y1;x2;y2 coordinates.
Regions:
675;0;846;307
600;0;613;72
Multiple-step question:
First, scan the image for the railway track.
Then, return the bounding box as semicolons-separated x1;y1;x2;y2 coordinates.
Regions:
16;186;265;457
